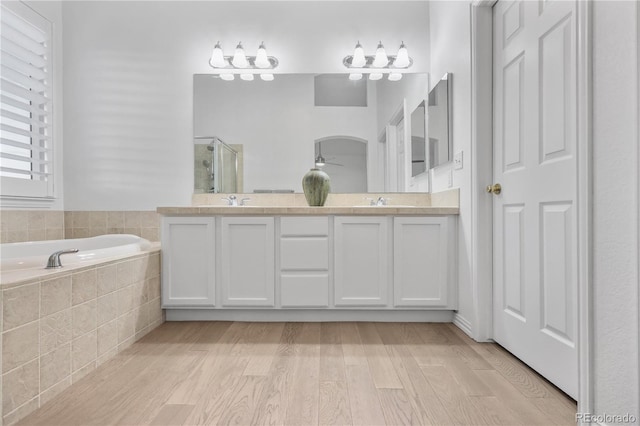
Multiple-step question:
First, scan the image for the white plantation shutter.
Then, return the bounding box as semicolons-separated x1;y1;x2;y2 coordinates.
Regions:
0;2;53;198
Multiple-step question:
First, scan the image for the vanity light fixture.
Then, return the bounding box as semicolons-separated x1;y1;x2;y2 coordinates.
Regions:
343;41;413;81
209;41;279;80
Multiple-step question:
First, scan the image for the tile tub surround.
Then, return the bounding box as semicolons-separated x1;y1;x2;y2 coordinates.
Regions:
0;250;163;426
0;211;160;244
64;211;160;242
0;211;64;244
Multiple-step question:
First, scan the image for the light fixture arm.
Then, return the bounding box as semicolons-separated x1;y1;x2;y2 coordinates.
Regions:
343;54;413;69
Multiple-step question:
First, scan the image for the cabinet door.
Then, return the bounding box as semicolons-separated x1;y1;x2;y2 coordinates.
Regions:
221;217;275;306
334;216;389;306
394;216;450;307
161;217;215;307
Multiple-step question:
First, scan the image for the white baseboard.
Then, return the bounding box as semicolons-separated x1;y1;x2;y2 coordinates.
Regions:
165;309;455;323
453;313;474;338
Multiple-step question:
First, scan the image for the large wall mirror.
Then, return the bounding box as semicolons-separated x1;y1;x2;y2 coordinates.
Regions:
194;73;429;193
427;73;453;168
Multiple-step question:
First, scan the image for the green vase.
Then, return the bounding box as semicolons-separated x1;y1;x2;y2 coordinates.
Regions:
302;168;330;206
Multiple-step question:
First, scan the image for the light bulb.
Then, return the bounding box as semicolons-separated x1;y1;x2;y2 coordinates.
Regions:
369;73;383;81
232;42;249;68
351;41;366;68
372;41;389;68
240;73;254;81
260;73;274;81
393;42;410;68
209;42;226;68
388;72;402;81
255;42;271;68
349;73;363;81
220;73;234;81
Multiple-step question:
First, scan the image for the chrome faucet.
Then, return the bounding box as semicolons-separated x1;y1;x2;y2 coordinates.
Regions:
221;195;251;206
45;249;79;269
366;196;389;206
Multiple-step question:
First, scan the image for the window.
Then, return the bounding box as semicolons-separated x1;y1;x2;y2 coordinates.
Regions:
0;2;53;199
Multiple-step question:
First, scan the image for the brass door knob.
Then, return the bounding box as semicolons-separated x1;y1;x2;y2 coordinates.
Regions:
486;183;502;195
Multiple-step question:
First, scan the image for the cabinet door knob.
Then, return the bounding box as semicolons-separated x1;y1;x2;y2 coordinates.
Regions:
486;183;502;195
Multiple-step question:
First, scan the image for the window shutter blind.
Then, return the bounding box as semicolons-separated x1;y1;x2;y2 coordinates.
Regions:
0;2;53;198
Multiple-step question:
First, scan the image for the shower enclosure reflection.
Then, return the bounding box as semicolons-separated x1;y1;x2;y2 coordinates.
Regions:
194;136;242;193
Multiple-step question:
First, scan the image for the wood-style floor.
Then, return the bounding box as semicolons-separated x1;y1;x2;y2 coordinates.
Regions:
19;321;576;426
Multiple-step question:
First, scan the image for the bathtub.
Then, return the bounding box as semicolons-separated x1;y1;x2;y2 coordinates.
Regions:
1;234;152;271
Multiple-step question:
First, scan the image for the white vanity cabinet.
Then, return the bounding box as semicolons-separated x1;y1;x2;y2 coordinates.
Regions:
160;211;458;318
220;217;275;307
334;216;390;307
161;217;216;307
393;216;455;307
279;217;330;307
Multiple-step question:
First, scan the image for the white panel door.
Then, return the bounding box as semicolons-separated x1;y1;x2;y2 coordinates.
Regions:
221;217;275;307
493;0;578;398
394;216;450;307
161;216;215;307
334;216;389;306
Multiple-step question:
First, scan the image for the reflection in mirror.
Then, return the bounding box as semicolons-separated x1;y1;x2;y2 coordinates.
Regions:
428;73;452;169
315;137;367;192
411;101;426;177
194;73;429;193
194;136;242;193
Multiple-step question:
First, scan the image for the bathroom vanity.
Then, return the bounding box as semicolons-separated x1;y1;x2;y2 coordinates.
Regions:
157;203;459;322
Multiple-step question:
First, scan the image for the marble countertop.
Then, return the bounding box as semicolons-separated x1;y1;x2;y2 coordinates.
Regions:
156;206;459;215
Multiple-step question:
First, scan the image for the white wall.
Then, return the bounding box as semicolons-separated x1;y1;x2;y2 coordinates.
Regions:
61;1;430;210
427;1;474;327
592;0;640;419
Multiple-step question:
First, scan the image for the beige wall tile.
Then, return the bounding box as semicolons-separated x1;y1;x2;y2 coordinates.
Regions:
41;275;71;317
40;310;72;354
44;211;64;230
117;336;135;352
123;227;140;236
117;311;135;344
2;322;39;373
116;261;134;288
97;320;118;357
88;212;106;229
106;211;125;229
27;229;46;242
149;298;163;325
132;258;147;283
148;253;161;278
140;227;159;242
72;228;91;239
3;283;39;331
27;211;45;230
72;300;96;339
97;264;117;296
97;293;117;326
2;391;38;425
124;211;141;228
106;227;124;235
117;287;133;316
72;269;97;305
40;376;71;407
2;358;38;415
71;212;90;229
71;331;96;373
133;307;148;334
139;211;158;228
45;229;64;241
39;343;70;391
132;281;147;309
147;276;160;301
5;230;28;243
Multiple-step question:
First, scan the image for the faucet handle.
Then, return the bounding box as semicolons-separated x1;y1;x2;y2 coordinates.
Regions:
240;198;251;206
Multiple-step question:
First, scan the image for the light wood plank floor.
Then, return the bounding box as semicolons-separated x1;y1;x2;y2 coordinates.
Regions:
19;322;577;426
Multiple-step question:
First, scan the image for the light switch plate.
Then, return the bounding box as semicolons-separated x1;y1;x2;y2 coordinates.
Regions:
454;151;463;170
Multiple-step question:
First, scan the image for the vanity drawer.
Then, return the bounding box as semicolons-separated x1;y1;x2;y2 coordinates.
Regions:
281;273;329;307
280;216;329;236
280;238;329;270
